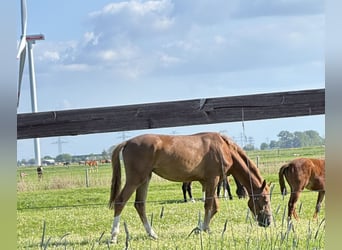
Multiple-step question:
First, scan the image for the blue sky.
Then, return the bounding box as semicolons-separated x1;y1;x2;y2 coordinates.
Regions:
16;0;325;161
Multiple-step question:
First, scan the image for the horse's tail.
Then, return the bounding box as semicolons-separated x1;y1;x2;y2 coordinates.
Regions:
108;141;127;209
278;164;288;196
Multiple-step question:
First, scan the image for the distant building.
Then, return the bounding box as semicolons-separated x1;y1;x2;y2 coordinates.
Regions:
42;159;55;166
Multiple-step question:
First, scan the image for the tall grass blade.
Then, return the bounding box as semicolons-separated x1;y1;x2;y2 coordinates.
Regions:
298;202;303;215
98;231;105;243
314;218;325;239
40;220;46;249
160;206;164;219
281;205;286;229
245;208;250;223
221;219;228;238
124;221;130;250
150;212;154;227
270;183;275;201
58;233;70;246
43;237;52;250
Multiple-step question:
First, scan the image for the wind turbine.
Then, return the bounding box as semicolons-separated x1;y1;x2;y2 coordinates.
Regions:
17;0;45;166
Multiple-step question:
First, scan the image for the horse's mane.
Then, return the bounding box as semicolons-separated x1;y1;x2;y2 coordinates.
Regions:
220;134;264;184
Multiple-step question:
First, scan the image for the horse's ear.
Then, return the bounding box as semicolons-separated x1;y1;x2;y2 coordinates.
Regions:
261;180;266;189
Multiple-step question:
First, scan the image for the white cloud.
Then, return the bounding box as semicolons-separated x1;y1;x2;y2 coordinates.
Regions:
158;52;183;67
57;63;90;72
90;0;173;17
31;0;324;80
40;51;60;62
83;32;101;46
214;35;226;45
98;50;118;61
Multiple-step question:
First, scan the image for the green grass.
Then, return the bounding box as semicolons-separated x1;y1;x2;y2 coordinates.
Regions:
17;146;325;249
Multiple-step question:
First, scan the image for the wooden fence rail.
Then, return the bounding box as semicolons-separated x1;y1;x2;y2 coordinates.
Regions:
17;88;325;139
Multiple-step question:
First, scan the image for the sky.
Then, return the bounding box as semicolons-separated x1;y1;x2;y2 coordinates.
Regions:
16;0;325;161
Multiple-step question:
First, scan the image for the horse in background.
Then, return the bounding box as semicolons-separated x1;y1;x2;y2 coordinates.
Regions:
216;175;247;199
182;175;247;202
279;158;325;220
109;132;272;243
86;160;99;172
182;182;195;202
37;166;43;181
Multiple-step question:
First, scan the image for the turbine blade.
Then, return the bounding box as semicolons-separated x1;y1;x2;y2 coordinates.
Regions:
21;0;27;36
17;48;26;108
16;36;26;59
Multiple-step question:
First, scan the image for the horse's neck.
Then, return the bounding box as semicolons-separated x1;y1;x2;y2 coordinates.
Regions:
232;155;263;195
222;135;264;194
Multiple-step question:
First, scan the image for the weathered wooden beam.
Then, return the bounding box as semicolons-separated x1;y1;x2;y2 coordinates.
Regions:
17;88;325;139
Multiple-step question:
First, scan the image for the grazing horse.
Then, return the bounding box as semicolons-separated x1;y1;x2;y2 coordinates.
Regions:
109;132;272;243
279;158;325;220
86;160;98;172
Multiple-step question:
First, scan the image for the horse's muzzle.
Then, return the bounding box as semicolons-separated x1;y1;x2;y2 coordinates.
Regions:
257;212;272;227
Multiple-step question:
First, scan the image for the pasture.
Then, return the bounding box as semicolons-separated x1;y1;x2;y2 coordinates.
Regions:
17;146;325;249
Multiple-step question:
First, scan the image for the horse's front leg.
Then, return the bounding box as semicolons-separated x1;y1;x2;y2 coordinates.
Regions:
202;181;219;232
134;178;158;239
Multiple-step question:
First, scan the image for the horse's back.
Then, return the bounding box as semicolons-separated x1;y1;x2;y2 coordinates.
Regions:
124;132;221;156
121;132;225;182
286;158;325;191
308;158;325;190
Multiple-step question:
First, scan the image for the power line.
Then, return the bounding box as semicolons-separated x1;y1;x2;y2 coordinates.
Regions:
51;137;68;155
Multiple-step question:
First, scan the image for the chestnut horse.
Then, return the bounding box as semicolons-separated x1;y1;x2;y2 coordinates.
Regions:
279;158;325;220
109;132;272;243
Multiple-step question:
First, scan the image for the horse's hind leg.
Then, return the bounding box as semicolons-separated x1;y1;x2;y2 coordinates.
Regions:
111;184;138;243
288;191;301;220
134;177;158;239
313;190;325;219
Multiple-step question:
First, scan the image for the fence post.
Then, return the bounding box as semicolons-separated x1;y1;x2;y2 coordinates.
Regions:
85;168;89;187
256;156;259;168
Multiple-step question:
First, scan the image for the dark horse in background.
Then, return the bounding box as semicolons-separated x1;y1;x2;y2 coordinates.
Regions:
182;175;247;202
279;158;325;220
109;132;272;243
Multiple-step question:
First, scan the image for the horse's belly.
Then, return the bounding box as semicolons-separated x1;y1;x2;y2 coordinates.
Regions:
152;164;202;182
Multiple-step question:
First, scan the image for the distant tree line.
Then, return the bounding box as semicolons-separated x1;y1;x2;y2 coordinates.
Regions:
17;149;111;166
259;130;324;150
17;130;324;165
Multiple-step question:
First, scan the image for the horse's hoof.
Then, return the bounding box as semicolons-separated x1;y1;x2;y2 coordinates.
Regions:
187;226;202;238
110;236;118;244
149;233;158;240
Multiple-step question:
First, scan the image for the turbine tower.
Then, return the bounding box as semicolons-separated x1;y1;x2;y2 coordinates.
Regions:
17;0;45;166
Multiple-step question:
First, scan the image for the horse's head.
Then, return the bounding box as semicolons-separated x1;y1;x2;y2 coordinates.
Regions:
247;180;272;227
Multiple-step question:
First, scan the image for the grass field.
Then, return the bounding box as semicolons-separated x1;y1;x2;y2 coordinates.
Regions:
17;146;325;249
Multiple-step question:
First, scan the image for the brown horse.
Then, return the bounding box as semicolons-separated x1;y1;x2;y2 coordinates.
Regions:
279;158;325;220
109;132;272;243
